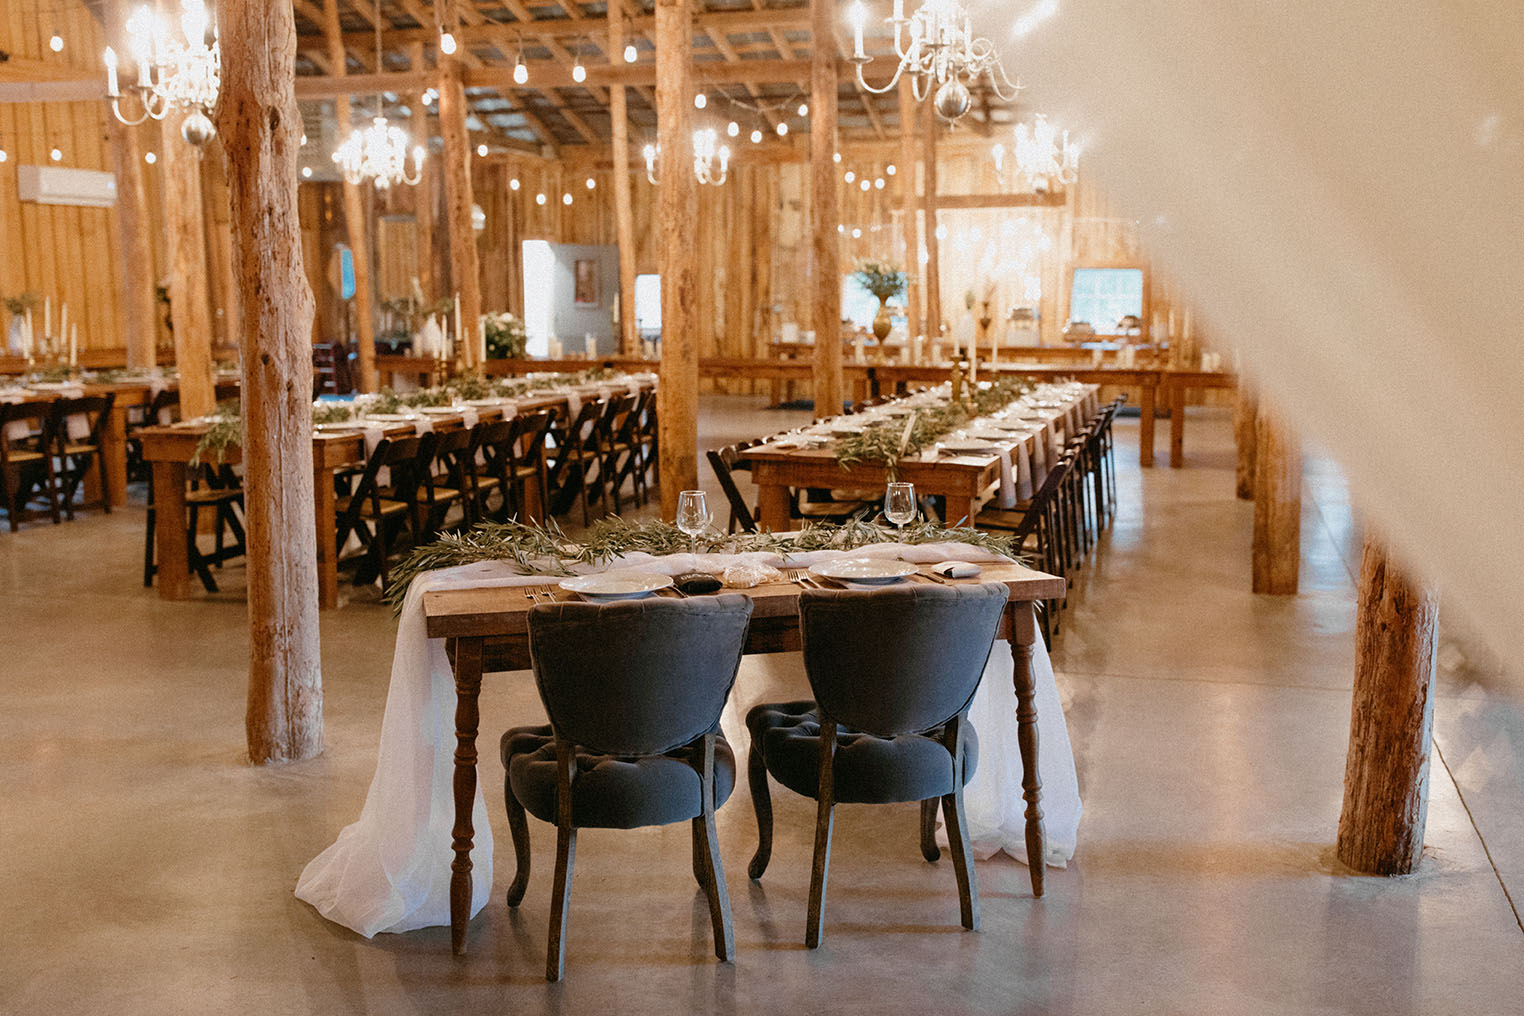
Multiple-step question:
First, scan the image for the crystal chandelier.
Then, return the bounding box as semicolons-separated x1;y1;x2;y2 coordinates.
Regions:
643;128;731;186
331;15;425;188
992;114;1080;192
103;1;221;146
847;0;1018;122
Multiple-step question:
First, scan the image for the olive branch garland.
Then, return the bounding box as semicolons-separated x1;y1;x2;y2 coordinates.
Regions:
833;377;1036;480
382;516;1021;613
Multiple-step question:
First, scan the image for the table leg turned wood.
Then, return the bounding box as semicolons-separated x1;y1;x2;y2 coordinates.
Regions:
152;459;189;600
449;637;484;955
1138;383;1156;468
313;461;338;610
756;483;793;532
1009;602;1046;897
103;405;130;507
1169;386;1186;468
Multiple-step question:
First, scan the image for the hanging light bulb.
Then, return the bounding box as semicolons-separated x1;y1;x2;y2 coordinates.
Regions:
440;31;457;55
513;57;529;85
798;102;809;117
860;178;871;191
874;177;885;189
50;34;64;53
572;60;587;83
750;128;763;144
886;163;896;176
776;122;788;137
844;171;855;183
623;43;638;63
144;151;156;164
510;177;521;191
833;151;842;164
563;192;573;205
536;192;547;205
727;121;740;138
0;150;8;163
50;148;63;162
694;93;707;110
585;177;596;190
301;166;312;178
477;143;488;157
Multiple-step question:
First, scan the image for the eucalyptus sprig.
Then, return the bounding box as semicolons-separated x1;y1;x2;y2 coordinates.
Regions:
190;414;242;467
833;377;1036;479
384;515;1020;611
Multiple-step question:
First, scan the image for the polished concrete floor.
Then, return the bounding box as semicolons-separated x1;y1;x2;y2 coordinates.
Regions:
2;401;1521;1015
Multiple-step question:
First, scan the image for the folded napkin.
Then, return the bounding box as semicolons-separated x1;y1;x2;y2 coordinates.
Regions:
932;561;983;579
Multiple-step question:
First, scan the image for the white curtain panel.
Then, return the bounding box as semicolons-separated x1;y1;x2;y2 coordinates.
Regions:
973;0;1524;680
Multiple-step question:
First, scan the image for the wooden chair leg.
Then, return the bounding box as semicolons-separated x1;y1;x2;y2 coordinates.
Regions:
920;798;942;862
546;820;577;982
747;742;774;880
691;818;706;887
505;791;531;907
699;806;734;961
941;785;980;931
806;720;837;949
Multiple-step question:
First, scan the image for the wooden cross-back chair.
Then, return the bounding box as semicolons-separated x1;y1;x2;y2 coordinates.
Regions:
0;401;62;530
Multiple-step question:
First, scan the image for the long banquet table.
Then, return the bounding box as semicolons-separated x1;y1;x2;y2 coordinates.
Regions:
294;544;1072;954
740;383;1099;532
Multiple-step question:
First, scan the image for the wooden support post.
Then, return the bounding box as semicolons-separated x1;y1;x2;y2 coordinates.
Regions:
656;0;699;517
217;0;324;765
921;96;942;343
1337;538;1439;875
809;0;843;415
407;42;436;303
323;0;379;392
438;57;483;372
1251;403;1301;595
1234;384;1258;500
609;2;640;357
110;114;157;369
159;113;216;417
897;76;921;342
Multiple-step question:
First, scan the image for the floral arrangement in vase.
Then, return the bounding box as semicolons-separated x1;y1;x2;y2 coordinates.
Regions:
482;310;528;359
852;259;907;341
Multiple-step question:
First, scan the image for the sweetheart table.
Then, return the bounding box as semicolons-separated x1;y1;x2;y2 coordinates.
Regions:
296;544;1080;954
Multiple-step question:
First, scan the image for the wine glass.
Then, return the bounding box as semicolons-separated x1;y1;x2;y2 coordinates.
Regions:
884;481;916;537
676;489;710;557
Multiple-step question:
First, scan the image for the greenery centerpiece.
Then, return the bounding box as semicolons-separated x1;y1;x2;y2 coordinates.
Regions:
852;259;908;342
385;516;1022;610
834;376;1035;480
482;311;528;360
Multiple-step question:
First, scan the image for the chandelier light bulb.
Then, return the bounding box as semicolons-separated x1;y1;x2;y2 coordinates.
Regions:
623;43;638;63
105;0;221;141
847;0;1020;122
439;31;457;56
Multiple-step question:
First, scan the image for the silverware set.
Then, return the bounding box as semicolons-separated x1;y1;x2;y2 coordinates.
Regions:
524;585;560;603
785;569;822;589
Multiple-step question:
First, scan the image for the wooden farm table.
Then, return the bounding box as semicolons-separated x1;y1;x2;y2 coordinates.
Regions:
864;365;1237;468
138;401;548;609
421;558;1067;955
1;380;159;507
739;385;1096;532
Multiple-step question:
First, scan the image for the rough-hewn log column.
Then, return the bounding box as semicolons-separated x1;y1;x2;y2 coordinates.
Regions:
897;76;921;342
655;0;699;516
110;116;157;368
610;2;640;356
1251;403;1300;594
809;0;843;414
217;0;323;764
1234;384;1257;500
921;96;942;344
407;42;436;303
438;54;483;372
1337;538;1439;874
323;0;379;391
158;112;216;416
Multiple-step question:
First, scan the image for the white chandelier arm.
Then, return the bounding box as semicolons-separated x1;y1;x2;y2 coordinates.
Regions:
852;57;907;96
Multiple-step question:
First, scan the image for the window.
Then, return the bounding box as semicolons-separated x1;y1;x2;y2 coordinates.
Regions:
522;240;553;355
1069;267;1144;333
634;274;662;335
841;273;904;330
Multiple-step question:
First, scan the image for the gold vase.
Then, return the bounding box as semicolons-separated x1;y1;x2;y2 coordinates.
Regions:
872;298;893;341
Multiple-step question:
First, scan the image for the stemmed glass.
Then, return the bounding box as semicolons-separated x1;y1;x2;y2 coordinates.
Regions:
884;481;916;537
676;489;710;558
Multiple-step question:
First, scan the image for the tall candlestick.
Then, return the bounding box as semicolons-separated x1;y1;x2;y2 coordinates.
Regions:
69;323;78;366
44;296;51;340
60;303;68;351
23;309;33;357
104;47;120;96
849;2;867;59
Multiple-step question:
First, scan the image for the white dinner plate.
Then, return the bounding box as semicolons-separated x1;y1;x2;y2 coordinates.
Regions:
362;413;416;422
465;398;513;407
986;420;1036;432
808;559;918;585
559;572;674;600
313;421;361;432
417;406;464;416
26;382;79;391
939;438;1002;454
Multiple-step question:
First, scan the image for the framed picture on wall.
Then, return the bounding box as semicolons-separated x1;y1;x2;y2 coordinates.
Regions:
573;259;598;306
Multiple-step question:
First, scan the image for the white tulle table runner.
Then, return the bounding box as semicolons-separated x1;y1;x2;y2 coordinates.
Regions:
295;542;1082;938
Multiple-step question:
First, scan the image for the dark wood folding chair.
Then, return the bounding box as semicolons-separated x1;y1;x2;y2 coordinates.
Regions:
143;463;246;593
707;444;759;533
508;410;555;521
0;401;62;530
51;394;116;518
336;435;426;592
419;426;470;536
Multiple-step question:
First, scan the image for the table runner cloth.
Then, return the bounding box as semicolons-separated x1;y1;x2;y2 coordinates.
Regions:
296;542;1082;938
